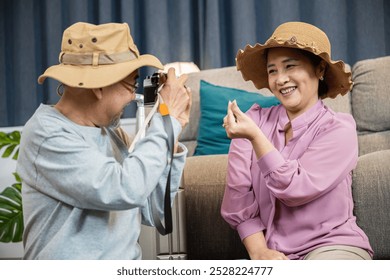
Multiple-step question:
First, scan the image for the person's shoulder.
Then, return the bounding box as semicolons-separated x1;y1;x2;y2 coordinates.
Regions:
26;105;65;132
315;106;358;152
24;104;85;140
326;106;356;128
321;106;357;135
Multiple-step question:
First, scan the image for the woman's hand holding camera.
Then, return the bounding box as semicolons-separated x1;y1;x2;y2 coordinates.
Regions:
159;68;192;128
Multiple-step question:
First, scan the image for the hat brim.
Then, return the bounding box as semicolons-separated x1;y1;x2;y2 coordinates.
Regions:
38;54;163;88
236;40;353;99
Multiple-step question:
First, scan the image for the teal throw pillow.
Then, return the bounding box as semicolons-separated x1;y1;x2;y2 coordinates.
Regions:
194;80;280;156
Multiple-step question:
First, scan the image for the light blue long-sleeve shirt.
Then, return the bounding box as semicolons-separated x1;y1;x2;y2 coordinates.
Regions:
16;104;187;259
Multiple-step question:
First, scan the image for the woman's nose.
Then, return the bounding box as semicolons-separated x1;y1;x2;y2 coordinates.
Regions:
276;73;290;86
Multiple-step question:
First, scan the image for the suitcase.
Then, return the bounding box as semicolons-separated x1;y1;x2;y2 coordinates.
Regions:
140;189;187;260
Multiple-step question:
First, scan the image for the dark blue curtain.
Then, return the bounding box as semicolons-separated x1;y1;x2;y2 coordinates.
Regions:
1;0;389;127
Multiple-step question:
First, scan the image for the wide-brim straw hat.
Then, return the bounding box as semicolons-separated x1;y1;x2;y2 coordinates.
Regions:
236;21;352;99
38;22;163;88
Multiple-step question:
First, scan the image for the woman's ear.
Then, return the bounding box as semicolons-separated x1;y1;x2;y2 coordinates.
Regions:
92;88;103;100
317;60;327;79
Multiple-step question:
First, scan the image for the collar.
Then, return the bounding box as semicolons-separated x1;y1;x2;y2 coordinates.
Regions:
278;100;325;132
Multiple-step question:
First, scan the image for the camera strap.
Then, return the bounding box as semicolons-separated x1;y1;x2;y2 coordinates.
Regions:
127;92;174;236
150;102;174;235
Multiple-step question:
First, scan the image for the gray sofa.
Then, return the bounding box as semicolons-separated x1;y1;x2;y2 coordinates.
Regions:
179;56;390;260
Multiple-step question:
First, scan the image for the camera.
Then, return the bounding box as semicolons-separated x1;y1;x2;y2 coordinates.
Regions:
143;72;167;104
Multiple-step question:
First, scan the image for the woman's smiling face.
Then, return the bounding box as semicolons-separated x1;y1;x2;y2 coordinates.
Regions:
267;47;323;120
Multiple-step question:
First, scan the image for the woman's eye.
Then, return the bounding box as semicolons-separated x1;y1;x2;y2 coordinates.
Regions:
286;64;296;69
268;69;276;75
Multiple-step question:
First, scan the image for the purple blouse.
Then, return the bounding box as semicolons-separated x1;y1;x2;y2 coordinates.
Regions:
221;100;373;259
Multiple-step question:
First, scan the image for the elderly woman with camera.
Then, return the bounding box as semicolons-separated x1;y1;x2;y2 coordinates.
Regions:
17;22;191;260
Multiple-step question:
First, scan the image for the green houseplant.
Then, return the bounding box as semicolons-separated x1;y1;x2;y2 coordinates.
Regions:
0;130;23;243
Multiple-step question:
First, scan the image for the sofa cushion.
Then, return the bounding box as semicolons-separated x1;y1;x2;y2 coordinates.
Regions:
351;56;390;132
181;66;273;147
358;131;390;156
194;80;280;155
352;149;390;259
322;93;351;115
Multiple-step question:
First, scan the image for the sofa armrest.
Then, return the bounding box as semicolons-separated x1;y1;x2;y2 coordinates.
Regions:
352;149;390;260
183;154;228;187
182;154;248;259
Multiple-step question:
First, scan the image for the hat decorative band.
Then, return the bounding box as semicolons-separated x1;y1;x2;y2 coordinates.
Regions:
59;51;137;66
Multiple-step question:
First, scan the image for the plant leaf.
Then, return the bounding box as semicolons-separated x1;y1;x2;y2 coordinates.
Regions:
0;132;7;140
12;148;19;160
0;131;21;159
13;172;22;184
1;144;16;158
9;131;21;142
0;130;23;243
0;185;23;243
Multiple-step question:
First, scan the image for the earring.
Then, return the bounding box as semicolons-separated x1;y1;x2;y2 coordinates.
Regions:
56;83;64;97
319;76;324;81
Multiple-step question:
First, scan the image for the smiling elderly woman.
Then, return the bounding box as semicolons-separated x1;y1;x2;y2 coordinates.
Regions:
221;21;373;260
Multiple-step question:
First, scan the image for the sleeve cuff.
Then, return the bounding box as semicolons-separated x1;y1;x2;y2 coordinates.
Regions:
257;149;285;176
236;217;265;241
169;115;182;140
174;142;188;157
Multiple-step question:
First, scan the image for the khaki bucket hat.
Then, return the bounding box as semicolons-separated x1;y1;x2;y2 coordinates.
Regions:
38;22;163;88
236;21;352;99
